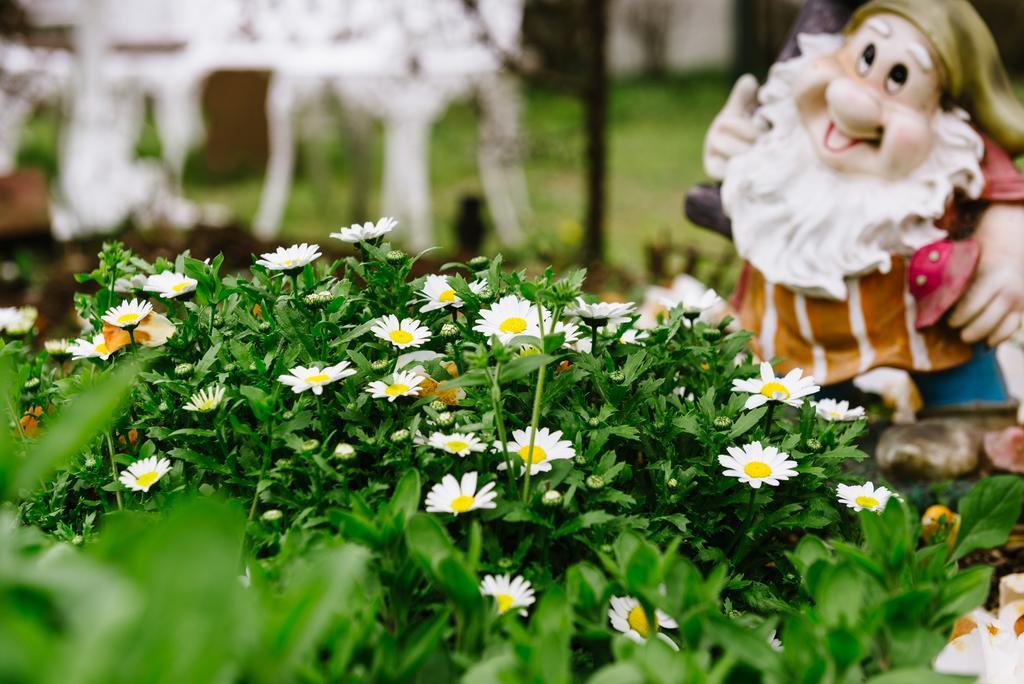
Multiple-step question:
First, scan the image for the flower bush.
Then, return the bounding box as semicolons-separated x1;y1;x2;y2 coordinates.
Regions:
1;221;1021;682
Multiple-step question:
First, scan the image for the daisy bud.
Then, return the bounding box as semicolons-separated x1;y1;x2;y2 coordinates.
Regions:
574;454;587;466
158;402;169;413
248;363;258;372
333;443;356;461
258;321;272;333
371;359;390;372
429;400;447;412
713;416;733;430
806;438;823;452
261;509;283;521
585;475;605;490
600;543;613;554
282;410;295;421
468;255;489;269
23;377;39;390
385;250;406;265
435;412;455;427
71;535;84;545
477;286;495;302
667;478;678;489
587;417;601;427
390;429;410;443
84;457;97;468
213;315;224;327
223;363;236;374
541;490;562;507
701;327;722;341
498;556;515;569
440;322;459;339
303;290;334;306
609;370;625;383
174;362;193;377
301;439;320;452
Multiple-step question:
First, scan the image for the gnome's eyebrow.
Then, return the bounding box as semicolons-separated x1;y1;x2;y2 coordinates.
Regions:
907;43;934;71
866;17;892;36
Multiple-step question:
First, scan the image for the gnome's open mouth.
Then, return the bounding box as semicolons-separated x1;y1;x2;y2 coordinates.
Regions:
823;122;879;152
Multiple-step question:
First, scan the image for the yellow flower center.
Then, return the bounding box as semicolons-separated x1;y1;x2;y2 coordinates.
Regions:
450;495;475;513
760;381;790;400
499;317;527;334
199;399;216;411
172;281;191;293
446;440;470;452
95;343;109;355
386;383;409;396
283;259;294;266
306;374;330;384
829;412;842;419
116;313;140;325
439;289;456;303
389;329;414;344
517;445;547;464
743;461;771;479
496;594;514;614
135;471;159;488
855;495;879;509
627;606;656;638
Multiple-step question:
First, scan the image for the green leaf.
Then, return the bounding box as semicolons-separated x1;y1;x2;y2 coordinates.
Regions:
951;475;1023;561
499;354;555;383
864;669;974;684
727;406;767;441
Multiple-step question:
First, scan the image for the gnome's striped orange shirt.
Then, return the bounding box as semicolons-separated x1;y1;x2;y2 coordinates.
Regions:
734;136;1024;386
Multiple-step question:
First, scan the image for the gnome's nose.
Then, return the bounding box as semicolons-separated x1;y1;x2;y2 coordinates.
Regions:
826;78;883;138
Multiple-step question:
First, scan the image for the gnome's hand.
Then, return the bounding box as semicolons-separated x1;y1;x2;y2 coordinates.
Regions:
703;74;764;181
949;204;1024;346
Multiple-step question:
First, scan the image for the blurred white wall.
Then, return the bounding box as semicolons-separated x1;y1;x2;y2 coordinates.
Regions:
609;0;733;75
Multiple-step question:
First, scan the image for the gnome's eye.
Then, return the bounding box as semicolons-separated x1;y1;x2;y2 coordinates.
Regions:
856;44;876;76
885;63;909;93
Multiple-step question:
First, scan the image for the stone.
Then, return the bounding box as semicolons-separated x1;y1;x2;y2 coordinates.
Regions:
876;419;981;480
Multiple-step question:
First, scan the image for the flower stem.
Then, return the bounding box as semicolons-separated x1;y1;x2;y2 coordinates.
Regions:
490;366;516;489
106;432;123;511
725;487;757;559
763;402;776;440
589;322;599;355
317;394;330;443
522;304;553;502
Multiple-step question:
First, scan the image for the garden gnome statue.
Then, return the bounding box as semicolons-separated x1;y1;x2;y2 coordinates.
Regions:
704;0;1024;418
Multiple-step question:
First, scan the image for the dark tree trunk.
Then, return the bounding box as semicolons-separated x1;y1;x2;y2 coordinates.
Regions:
582;0;609;265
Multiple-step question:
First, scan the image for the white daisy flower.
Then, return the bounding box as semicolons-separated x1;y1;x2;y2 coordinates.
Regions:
330;216;397;243
366;370;425;402
417;274;487;313
732;362;820;410
616;328;650;345
184;385;227;413
0;306;37;335
608;596;679;650
69;333;114;360
255;243;321;271
566;298;637;327
424;471;497;515
638;274;723;328
813;398;866;422
836;481;895;513
113;274;148;293
673;386;695;401
768;630;783;652
277;361;357;395
718;441;799;489
45;338;71;357
144;272;198;298
473;295;542;345
101;299;153;329
369;315;432;349
551;319;584;347
119;456;172;493
427;431;487;457
495;426;575;477
480;574;536;616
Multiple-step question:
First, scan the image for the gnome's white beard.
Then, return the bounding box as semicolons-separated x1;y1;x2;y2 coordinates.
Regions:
721;34;985;301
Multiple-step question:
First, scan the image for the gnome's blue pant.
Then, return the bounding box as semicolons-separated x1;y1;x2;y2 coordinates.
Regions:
823;345;1008;407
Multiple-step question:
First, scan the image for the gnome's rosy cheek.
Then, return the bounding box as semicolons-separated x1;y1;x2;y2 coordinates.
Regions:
880;111;933;178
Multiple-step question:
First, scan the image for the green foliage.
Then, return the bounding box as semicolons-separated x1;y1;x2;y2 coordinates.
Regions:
0;237;1017;681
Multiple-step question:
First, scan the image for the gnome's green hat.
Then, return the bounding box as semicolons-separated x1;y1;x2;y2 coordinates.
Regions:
849;0;1024;156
